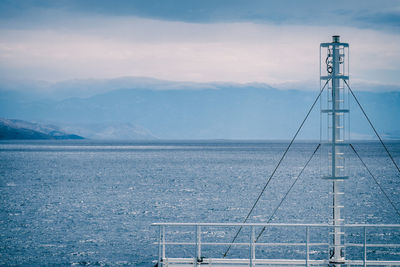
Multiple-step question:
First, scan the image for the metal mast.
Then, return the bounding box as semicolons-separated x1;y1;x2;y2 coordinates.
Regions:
153;35;400;267
320;35;349;266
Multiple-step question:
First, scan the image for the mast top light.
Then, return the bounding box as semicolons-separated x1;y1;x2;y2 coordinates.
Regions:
332;35;340;43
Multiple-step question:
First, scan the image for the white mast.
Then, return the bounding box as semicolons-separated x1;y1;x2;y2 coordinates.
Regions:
154;35;400;267
321;35;349;266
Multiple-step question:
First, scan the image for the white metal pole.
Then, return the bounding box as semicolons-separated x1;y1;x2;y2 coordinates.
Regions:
321;35;348;265
162;225;166;264
306;226;310;267
250;226;255;267
332;37;341;264
158;225;162;266
196;225;201;265
364;226;367;267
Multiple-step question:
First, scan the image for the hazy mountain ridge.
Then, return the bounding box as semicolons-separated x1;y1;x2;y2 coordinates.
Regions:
0;118;84;140
0;77;252;101
60;122;157;140
0;78;399;140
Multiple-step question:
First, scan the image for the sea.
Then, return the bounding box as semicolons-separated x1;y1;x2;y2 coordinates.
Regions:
1;140;399;266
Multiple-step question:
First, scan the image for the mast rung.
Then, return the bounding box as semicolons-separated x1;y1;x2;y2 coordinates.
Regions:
323;176;348;180
321;109;349;113
320;75;349;80
329;205;344;208
320;42;349;48
321;143;348;146
329;192;344;195
329;232;345;235
327;99;344;102
329;244;345;248
327;152;345;156
330;219;345;222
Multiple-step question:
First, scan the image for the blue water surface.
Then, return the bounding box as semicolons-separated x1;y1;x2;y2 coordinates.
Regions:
0;140;399;266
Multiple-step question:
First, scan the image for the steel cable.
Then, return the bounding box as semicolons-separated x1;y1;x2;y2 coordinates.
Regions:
349;143;400;219
223;79;330;257
255;143;321;242
344;80;400;176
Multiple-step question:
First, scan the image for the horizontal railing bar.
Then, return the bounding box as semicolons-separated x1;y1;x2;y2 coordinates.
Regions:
162;257;327;264
346;243;400;248
152;222;400;227
161;258;400;265
153;242;330;246
347;260;400;265
257;242;328;246
154;241;400;247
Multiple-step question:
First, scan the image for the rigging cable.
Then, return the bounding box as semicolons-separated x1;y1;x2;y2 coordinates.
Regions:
223;79;331;257
255;143;321;242
349;143;400;219
344;80;400;176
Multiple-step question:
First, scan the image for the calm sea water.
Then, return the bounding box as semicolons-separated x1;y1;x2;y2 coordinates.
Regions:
0;140;399;266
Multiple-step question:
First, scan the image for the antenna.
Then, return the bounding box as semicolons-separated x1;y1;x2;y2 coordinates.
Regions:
320;35;350;265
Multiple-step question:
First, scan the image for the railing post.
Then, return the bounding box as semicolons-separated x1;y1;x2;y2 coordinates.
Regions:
196;225;201;266
158;225;162;266
162;225;166;265
363;226;367;267
250;226;255;267
306;226;310;267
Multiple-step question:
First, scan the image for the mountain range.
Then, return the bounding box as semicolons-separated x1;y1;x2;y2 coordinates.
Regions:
0;77;399;140
0;118;84;140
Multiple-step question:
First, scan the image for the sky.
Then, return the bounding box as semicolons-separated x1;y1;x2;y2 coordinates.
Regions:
1;0;400;91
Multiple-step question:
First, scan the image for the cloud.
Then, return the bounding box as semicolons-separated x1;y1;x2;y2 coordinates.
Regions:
1;0;400;30
1;14;400;89
0;19;313;83
0;1;400;91
355;10;400;29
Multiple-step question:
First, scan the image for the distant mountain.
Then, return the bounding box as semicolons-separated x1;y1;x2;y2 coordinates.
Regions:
0;77;399;140
0;118;84;140
60;122;157;140
0;76;235;101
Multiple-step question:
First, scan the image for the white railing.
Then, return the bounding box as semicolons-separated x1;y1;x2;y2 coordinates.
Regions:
152;223;400;266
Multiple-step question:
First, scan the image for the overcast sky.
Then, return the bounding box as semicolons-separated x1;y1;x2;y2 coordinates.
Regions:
1;0;400;90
